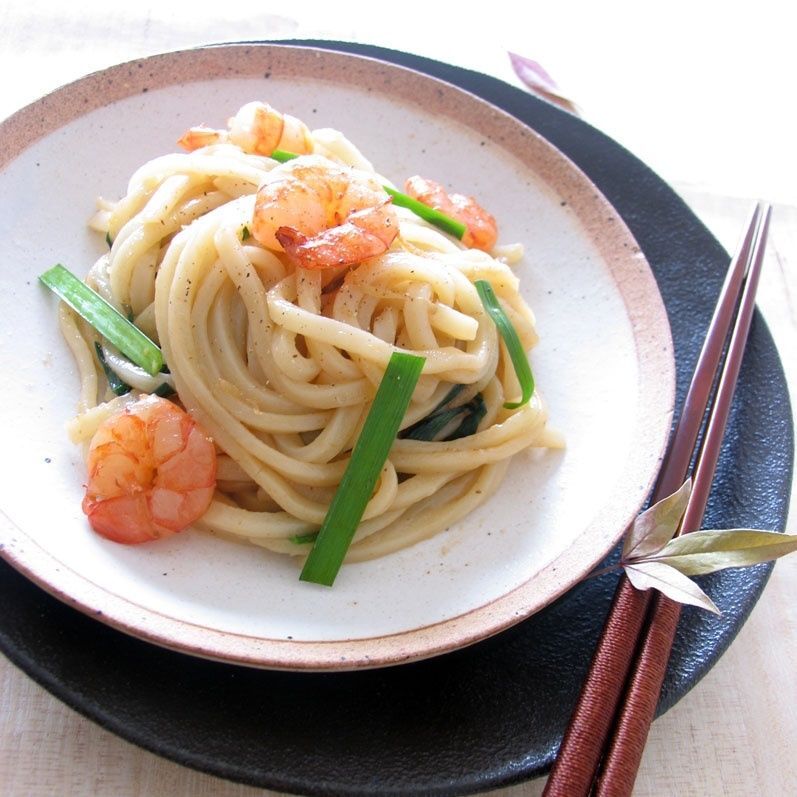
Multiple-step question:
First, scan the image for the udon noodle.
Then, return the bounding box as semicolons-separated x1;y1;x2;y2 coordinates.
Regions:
60;105;562;562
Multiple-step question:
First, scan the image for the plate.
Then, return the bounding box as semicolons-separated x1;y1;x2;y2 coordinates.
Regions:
0;41;792;795
0;44;675;670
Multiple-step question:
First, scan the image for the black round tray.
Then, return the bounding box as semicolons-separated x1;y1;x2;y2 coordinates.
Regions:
0;40;792;796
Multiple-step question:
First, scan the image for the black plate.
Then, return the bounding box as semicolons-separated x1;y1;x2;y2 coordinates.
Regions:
0;41;793;796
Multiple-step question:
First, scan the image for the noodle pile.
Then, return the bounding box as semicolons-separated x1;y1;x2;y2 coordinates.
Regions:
61;118;561;561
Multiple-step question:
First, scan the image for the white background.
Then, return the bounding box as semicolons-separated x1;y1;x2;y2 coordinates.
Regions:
2;0;795;205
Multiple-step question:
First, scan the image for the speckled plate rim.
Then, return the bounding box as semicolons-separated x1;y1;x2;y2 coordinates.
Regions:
0;42;674;671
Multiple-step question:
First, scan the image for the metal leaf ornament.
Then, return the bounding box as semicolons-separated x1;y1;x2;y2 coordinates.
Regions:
616;480;797;613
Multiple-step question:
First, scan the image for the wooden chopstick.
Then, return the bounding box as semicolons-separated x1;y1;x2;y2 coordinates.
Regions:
593;203;772;795
543;202;772;797
542;202;765;795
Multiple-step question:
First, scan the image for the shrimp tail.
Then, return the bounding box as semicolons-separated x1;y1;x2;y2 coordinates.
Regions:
83;494;165;543
177;125;225;152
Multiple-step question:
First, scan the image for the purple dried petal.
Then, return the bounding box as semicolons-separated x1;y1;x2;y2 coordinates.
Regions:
508;52;579;114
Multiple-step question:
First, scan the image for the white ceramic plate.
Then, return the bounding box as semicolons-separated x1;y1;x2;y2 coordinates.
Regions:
0;44;674;670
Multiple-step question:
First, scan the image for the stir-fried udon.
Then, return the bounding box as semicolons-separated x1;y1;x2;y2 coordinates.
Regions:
53;100;562;569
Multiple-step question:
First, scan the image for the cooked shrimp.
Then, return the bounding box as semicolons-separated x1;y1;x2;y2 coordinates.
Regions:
82;395;217;544
251;155;399;269
176;125;225;151
404;175;498;251
229;101;314;156
177;101;314;156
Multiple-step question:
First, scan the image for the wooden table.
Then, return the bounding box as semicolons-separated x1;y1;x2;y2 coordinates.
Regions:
1;3;795;794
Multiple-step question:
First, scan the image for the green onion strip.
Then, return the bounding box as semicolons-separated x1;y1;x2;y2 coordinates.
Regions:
94;342;132;396
401;403;469;441
444;394;487;440
475;279;534;409
269;150;467;241
300;351;425;586
401;393;487;442
39;264;163;376
270;149;300;163
382;186;466;239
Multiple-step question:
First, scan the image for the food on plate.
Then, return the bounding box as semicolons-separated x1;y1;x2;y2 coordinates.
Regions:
82;394;217;543
251;155;399;270
177;100;314;157
41;100;561;583
404;175;498;252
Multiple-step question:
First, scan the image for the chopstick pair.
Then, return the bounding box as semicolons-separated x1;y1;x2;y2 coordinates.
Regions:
543;202;772;797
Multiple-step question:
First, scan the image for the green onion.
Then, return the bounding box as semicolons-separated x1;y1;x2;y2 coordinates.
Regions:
475;279;534;409
268;150;466;240
407;383;465;436
153;382;176;398
290;531;319;546
300;351;425;586
402;393;488;442
105;231;113;249
94;342;131;396
445;394;487;440
95;342;174;398
382;186;466;240
39;264;163;376
402;403;468;441
240;225;251;241
436;383;466;408
271;149;300;163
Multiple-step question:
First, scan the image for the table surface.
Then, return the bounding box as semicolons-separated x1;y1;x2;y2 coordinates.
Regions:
1;2;795;795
